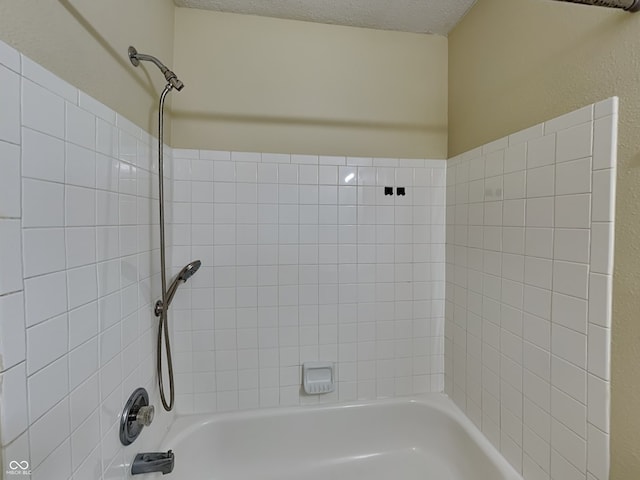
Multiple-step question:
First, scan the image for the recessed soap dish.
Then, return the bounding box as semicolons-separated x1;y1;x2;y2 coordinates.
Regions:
303;362;335;395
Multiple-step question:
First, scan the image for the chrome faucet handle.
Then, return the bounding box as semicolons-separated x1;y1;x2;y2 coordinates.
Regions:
120;388;153;445
136;405;155;427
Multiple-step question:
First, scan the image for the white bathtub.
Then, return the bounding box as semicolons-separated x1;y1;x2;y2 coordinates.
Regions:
149;394;522;480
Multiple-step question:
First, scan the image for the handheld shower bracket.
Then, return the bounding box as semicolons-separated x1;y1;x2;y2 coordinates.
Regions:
154;299;165;318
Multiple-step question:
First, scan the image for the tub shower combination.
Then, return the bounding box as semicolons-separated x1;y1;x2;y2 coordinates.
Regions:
118;43;524;480
122;0;617;472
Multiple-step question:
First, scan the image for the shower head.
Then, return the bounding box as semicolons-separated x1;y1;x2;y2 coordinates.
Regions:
155;260;202;317
178;260;202;282
128;46;185;91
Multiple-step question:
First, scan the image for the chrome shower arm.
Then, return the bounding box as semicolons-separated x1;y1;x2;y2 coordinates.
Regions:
130;51;170;75
128;46;184;91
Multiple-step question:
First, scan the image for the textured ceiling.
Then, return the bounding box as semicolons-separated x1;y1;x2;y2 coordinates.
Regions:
173;0;477;35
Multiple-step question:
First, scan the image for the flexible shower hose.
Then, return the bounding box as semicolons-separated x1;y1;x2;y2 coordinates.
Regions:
157;84;175;411
158;307;175;411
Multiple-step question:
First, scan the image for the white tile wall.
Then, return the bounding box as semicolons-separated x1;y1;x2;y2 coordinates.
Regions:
445;98;617;480
0;40;174;480
171;150;447;414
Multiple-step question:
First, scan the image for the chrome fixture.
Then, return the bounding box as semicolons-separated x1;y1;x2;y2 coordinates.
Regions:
154;260;202;317
128;46;195;412
128;46;184;91
131;451;175;476
120;388;155;446
551;0;640;10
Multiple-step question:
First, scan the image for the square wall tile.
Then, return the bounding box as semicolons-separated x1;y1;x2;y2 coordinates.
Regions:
27;354;69;421
527;166;555;198
65;186;96;227
545;105;592;134
555;157;591;196
0;219;23;295
0;363;28;446
555;194;591;229
66;144;96;188
31;439;72;480
527;134;555;168
28;397;70;468
587;373;610;433
26;313;68;375
22;78;65;139
66;102;96;150
590;223;614;275
588;273;612;329
24;271;67;327
592;169;615;223
556;122;592;163
587;424;609;480
22;228;66;278
67;264;98;310
22;179;64;228
593;116;617;170
22;55;77;103
0;141;21;217
78;91;115;124
22;127;65;183
65;227;96;268
554;229;590;264
0;40;20;72
0;64;20;144
0;292;26;372
69;338;98;390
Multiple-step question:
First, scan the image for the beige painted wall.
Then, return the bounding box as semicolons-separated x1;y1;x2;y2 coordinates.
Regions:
449;0;640;477
171;9;448;158
0;0;175;134
0;3;447;157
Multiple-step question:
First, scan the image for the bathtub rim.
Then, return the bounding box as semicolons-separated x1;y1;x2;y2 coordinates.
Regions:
153;393;522;480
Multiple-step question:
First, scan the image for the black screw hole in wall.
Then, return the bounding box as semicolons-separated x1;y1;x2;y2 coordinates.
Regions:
384;187;393;196
397;187;406;196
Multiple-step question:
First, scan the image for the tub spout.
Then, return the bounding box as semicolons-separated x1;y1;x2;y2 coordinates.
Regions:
131;450;174;475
